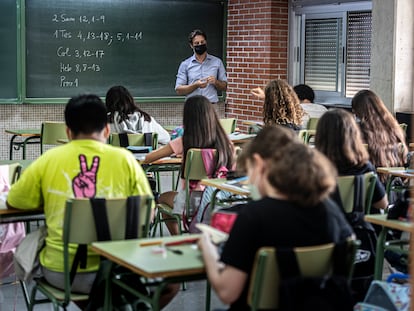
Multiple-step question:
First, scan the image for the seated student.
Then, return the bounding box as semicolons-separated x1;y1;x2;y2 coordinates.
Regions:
351;89;408;183
105;85;171;145
6;95;178;308
314;109;388;211
293;84;327;128
251;79;304;130
198;125;353;311
143;95;234;235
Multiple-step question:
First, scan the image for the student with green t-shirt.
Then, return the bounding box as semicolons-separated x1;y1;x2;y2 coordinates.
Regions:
7;94;178;308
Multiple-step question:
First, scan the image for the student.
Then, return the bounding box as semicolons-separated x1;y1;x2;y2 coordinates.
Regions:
105;85;170;145
251;79;304;130
143;95;234;235
175;29;227;104
198;125;353;310
293;83;327;128
6;95;178;308
314;109;388;210
351;89;408;181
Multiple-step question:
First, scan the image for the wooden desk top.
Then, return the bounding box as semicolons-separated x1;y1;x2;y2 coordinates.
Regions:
91;234;204;279
376;167;414;178
242;120;263;127
5;129;41;137
365;214;413;232
200;178;250;196
228;133;256;145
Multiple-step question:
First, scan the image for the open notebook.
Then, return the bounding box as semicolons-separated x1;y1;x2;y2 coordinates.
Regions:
196;223;229;244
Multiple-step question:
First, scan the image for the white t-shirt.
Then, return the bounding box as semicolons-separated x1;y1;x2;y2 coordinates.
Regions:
111;111;170;145
300;103;328;128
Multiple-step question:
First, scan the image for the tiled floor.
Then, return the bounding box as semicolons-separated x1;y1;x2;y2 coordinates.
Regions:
0;172;228;311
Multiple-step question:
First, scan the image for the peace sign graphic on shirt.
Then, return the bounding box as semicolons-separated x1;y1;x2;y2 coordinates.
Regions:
72;154;100;198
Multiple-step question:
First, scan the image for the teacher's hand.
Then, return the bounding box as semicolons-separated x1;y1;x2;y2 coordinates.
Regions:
197;79;208;89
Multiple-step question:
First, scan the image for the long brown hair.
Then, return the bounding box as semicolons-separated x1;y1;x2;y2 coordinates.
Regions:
315;109;369;171
105;85;151;123
263;79;304;127
182;95;234;174
240;125;336;207
352;89;407;169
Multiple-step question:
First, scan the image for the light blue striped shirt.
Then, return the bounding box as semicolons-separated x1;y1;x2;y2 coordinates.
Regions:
175;53;227;103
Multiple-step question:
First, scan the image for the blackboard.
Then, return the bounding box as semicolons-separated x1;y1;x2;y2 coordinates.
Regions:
2;0;226;102
0;0;18;101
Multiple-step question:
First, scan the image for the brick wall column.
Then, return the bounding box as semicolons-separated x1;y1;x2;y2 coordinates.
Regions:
226;0;289;131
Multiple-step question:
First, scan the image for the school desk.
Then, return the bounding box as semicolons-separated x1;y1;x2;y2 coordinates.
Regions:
140;157;182;192
364;214;413;280
91;234;210;311
5;129;41;160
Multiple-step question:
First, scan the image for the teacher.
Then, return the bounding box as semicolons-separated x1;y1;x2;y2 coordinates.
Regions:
175;29;227;104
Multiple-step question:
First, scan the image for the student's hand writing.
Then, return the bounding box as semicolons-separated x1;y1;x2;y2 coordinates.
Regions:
198;231;219;260
251;87;265;100
72;154;100;198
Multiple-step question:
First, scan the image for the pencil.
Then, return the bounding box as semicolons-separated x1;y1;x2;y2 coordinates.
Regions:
140;240;163;247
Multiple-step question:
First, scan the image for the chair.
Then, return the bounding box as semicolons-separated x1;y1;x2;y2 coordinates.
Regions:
219;118;237;134
28;195;153;311
297;129;316;145
7;162;22;184
248;240;359;310
336;172;377;214
40;122;68;154
306;117;319;130
399;123;408;135
109;132;158;151
151;148;217;236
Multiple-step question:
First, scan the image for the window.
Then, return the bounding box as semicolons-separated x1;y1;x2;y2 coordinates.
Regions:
290;2;372;103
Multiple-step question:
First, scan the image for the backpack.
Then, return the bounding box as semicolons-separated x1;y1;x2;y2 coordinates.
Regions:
333;175;377;302
277;245;354;311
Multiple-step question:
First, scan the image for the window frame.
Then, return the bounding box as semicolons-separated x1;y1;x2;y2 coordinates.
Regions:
288;1;372;105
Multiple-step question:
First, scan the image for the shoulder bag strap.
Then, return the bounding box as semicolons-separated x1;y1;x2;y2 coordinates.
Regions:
276;248;301;279
125;196;140;239
353;175;364;213
144;132;152;147
118;133;129;147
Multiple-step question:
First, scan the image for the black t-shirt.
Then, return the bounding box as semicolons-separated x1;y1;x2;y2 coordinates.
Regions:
220;197;353;311
337;161;386;205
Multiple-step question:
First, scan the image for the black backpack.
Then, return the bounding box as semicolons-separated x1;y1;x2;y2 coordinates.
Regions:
332;175;377;302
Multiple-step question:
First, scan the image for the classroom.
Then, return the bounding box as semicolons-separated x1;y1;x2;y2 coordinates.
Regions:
1;0;414;310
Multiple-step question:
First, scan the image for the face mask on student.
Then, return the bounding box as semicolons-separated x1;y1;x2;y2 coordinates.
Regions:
194;44;207;55
247;184;262;201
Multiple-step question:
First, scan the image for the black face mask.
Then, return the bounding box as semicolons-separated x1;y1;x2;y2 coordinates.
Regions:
194;44;207;55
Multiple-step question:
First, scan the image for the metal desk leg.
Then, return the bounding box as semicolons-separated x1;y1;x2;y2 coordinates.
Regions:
20;280;31;310
205;281;211;310
22;136;41;160
374;227;386;280
9;135;18;160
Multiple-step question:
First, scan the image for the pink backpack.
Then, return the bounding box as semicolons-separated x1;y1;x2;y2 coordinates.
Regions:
0;165;26;279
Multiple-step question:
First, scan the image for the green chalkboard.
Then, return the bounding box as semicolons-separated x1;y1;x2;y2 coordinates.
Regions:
0;0;18;101
24;0;226;101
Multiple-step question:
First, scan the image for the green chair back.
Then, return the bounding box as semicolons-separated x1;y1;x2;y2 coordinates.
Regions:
337;172;377;214
28;196;153;310
109;132;158;150
307;117;319;130
219;118;237;134
297;129;316;144
152;148;217;236
248;240;359;310
7;162;22;184
40;122;67;154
